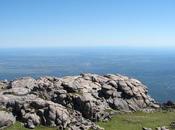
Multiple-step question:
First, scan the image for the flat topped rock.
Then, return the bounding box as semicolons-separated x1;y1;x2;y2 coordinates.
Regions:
10;77;36;89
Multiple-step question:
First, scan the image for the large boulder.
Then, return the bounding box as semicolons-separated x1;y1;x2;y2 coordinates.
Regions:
9;77;37;95
0;111;16;129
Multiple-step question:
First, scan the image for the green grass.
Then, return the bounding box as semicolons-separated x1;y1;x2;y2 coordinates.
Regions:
5;122;57;130
4;111;175;130
98;111;175;130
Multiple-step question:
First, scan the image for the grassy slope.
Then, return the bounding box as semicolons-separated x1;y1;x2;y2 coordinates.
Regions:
98;111;175;130
5;111;175;130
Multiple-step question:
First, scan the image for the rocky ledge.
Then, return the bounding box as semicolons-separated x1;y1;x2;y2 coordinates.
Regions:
0;73;159;130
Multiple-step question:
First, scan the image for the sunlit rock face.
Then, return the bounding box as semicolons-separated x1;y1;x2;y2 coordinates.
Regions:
0;73;159;130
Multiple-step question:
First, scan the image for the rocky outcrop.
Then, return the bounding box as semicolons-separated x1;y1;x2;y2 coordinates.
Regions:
0;73;159;129
0;111;16;129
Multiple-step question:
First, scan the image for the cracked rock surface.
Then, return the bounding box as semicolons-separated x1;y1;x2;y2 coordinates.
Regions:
0;73;159;130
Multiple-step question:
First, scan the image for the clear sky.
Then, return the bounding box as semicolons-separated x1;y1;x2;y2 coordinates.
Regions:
0;0;175;48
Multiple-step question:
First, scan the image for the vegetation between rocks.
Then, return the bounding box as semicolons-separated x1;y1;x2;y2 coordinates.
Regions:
4;111;175;130
98;111;175;130
4;122;57;130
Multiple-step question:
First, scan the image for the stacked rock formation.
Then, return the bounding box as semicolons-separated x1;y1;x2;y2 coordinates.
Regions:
0;73;159;130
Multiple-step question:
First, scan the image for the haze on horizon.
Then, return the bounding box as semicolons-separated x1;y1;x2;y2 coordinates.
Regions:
0;0;175;48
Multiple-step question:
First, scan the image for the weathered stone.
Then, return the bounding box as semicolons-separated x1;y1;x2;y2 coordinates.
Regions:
62;82;78;93
102;84;112;90
24;113;40;128
113;98;129;110
0;73;159;130
0;111;16;129
142;128;152;130
107;80;118;88
118;80;128;88
9;77;36;96
10;77;36;89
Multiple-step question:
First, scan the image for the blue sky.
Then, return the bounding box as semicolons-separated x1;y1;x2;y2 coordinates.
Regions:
0;0;175;48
